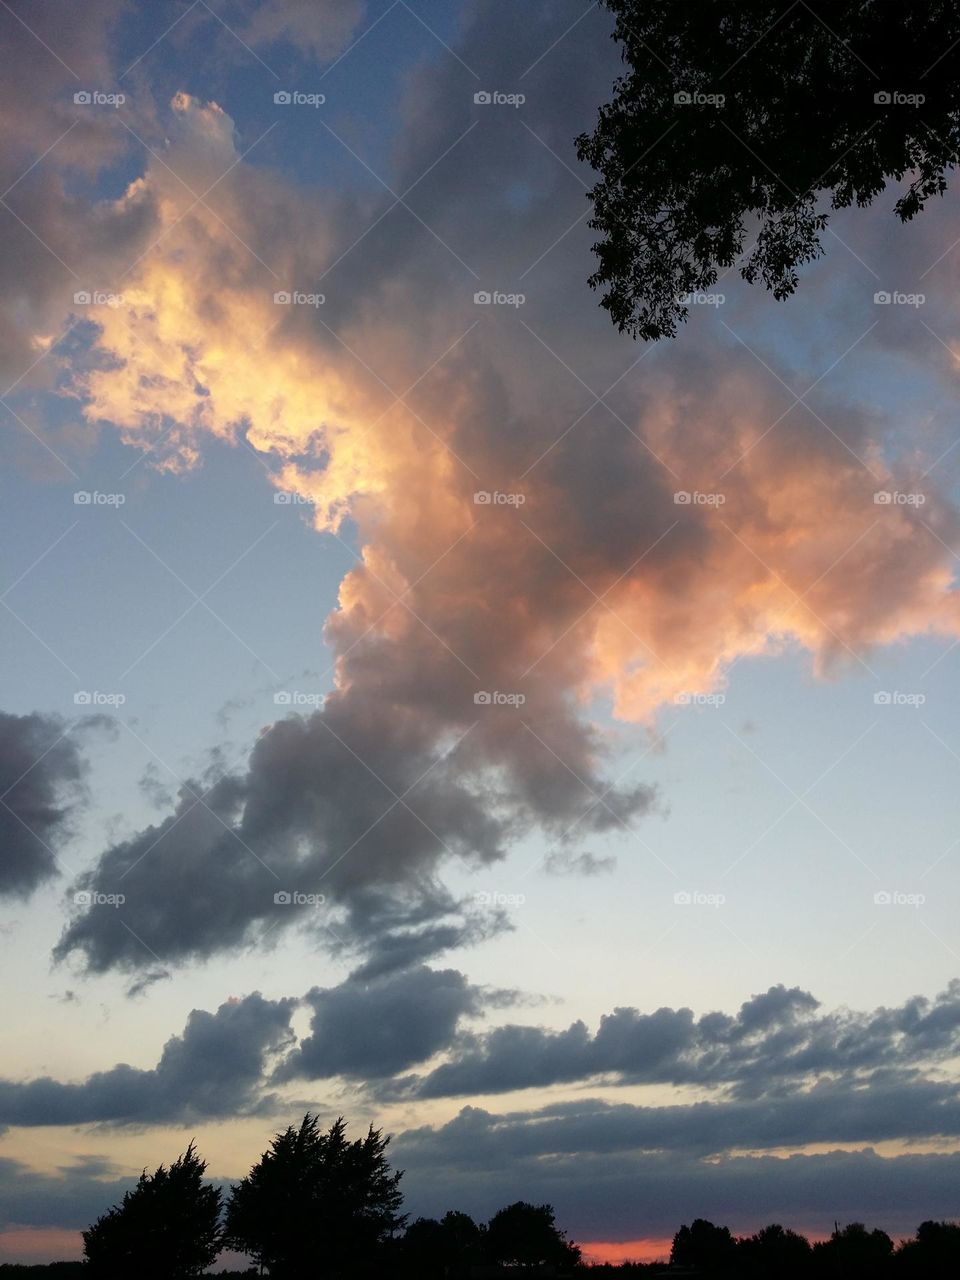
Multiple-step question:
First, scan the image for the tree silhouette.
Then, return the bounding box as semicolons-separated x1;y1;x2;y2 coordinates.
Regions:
896;1219;960;1279
82;1142;221;1279
738;1223;813;1278
401;1210;484;1278
484;1201;581;1269
671;1218;737;1271
223;1114;405;1279
813;1221;894;1279
577;1;960;340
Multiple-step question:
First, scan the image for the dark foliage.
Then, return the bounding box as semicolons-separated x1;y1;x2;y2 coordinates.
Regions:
485;1201;582;1270
223;1113;405;1279
577;1;960;339
81;1142;221;1279
400;1209;485;1278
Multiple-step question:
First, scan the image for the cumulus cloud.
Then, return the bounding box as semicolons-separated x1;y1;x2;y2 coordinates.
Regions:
277;965;482;1080
407;982;960;1099
0;1;955;976
0;711;89;897
0;992;295;1126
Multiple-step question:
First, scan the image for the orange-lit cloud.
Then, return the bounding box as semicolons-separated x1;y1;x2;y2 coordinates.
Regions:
44;86;960;971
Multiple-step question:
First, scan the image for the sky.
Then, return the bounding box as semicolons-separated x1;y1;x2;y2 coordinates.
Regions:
1;0;960;1266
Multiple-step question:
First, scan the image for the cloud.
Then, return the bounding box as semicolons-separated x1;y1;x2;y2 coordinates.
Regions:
0;1154;134;1232
544;849;616;876
408;982;960;1099
0;2;954;976
396;1078;960;1168
124;967;171;999
277;965;482;1080
239;0;367;59
0;0;157;396
395;1113;960;1240
0;711;89;898
0;992;295;1126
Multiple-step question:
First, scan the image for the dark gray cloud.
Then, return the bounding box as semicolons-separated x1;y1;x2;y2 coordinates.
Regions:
409;982;960;1099
55;670;652;973
277;965;482;1081
399;1080;960;1168
0;1153;134;1231
0;711;88;898
124;967;171;999
396;1110;960;1241
0;992;295;1126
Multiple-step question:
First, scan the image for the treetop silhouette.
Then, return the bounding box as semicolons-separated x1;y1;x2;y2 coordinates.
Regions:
578;1;960;340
